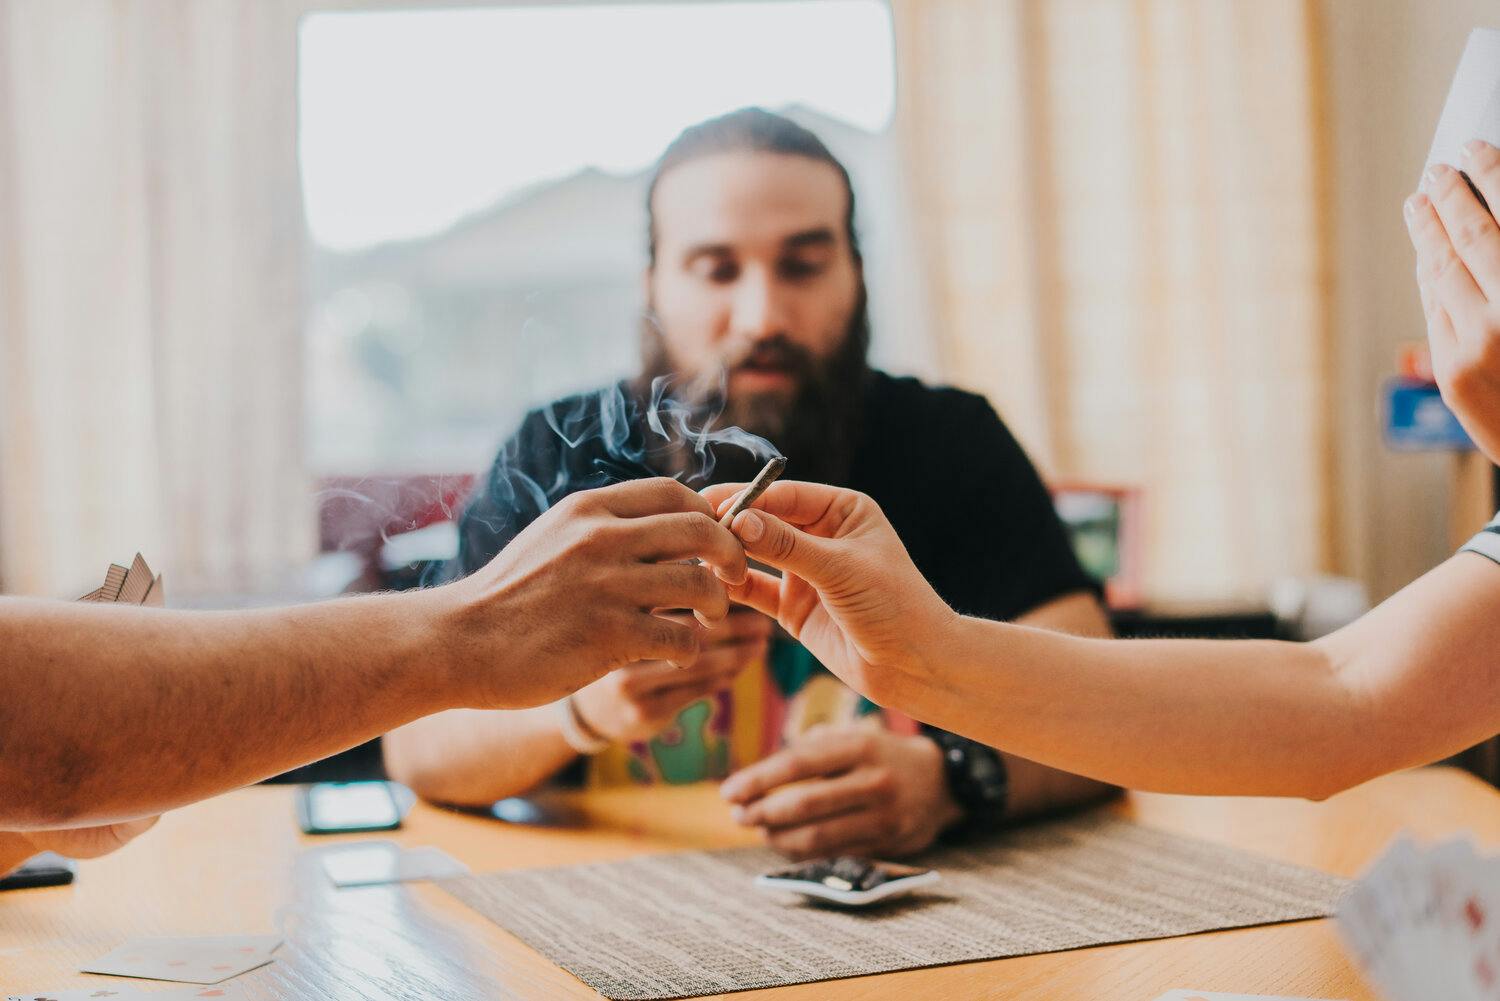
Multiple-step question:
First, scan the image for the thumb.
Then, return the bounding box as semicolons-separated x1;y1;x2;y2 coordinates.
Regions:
729;509;845;587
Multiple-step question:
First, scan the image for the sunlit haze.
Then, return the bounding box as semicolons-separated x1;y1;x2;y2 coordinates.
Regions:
298;1;895;251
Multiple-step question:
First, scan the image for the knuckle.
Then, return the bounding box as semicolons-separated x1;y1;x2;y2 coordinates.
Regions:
767;523;797;563
685;563;718;598
784;751;811;777
867;768;898;800
761;801;791;827
557;489;598;517
1472;143;1500;173
649;476;697;512
1434;165;1466;198
1452;216;1495;251
657;619;696;658
1427;247;1462;284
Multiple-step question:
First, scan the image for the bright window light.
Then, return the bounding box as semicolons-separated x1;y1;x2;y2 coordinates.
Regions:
298;1;896;251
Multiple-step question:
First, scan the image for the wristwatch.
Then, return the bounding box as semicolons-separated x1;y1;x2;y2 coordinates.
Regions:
925;728;1010;841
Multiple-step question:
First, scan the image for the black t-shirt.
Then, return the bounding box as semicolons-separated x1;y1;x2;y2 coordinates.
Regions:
440;369;1097;622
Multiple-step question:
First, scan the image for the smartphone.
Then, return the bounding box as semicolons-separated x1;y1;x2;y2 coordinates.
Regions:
0;851;77;891
296;781;403;835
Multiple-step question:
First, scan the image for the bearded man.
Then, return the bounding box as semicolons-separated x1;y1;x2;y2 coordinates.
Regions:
383;108;1117;859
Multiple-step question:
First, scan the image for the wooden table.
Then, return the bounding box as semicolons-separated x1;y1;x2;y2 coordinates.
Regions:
4;766;1498;1000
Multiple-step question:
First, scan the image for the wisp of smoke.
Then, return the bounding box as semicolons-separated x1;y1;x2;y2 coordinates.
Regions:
453;374;780;552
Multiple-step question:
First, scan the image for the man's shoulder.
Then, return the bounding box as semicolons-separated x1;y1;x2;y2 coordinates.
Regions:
856;371;1032;492
865;370;1004;428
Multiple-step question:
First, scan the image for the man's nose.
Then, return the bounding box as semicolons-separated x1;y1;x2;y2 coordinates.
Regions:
729;268;791;342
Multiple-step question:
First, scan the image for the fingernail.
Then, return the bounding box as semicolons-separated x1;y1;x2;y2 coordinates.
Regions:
735;510;764;543
1424;164;1456;190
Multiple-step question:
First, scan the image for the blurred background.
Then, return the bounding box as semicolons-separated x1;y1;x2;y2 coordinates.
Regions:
2;0;1497;644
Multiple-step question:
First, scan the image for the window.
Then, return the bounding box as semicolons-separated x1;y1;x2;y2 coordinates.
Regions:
298;1;904;477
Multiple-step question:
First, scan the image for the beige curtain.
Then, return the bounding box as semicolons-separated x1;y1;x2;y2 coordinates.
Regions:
894;0;1335;604
0;0;313;597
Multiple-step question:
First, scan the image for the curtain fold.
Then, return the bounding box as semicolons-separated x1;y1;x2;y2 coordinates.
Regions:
0;0;313;597
894;0;1336;603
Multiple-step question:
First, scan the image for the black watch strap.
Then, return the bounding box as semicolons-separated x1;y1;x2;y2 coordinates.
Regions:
924;728;1010;842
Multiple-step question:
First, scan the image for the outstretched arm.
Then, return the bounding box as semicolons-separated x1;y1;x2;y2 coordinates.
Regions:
705;480;1500;799
1;479;745;829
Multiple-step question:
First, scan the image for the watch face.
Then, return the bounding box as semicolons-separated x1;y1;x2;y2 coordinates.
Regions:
938;736;1008;819
971;753;1004;784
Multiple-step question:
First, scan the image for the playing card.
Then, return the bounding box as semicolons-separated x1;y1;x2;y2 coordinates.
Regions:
320;842;468;888
99;564;128;603
116;554;153;605
1336;836;1423;1000
1426;28;1500;176
1334;835;1500;1001
141;573;165;608
80;935;280;984
1151;993;1349;1001
9;986;250;1000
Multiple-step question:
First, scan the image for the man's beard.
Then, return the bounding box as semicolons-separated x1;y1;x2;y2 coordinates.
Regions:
634;293;871;488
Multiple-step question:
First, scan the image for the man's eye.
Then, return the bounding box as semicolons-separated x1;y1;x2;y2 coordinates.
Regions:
779;258;824;280
694;260;739;283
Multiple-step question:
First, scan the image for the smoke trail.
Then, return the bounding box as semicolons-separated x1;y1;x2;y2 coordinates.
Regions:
438;374;780;569
540;373;777;492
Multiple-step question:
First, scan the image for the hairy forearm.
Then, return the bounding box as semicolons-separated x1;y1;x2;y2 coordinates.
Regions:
0;593;456;828
384;707;578;806
0;832;35;875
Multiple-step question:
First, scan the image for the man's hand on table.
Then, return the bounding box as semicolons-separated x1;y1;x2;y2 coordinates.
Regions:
720;724;962;860
572;609;772;743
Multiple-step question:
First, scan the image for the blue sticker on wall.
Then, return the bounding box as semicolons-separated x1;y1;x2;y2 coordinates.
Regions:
1383;379;1474;451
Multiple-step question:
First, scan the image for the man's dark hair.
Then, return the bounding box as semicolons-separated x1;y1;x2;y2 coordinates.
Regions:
645;107;863;267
